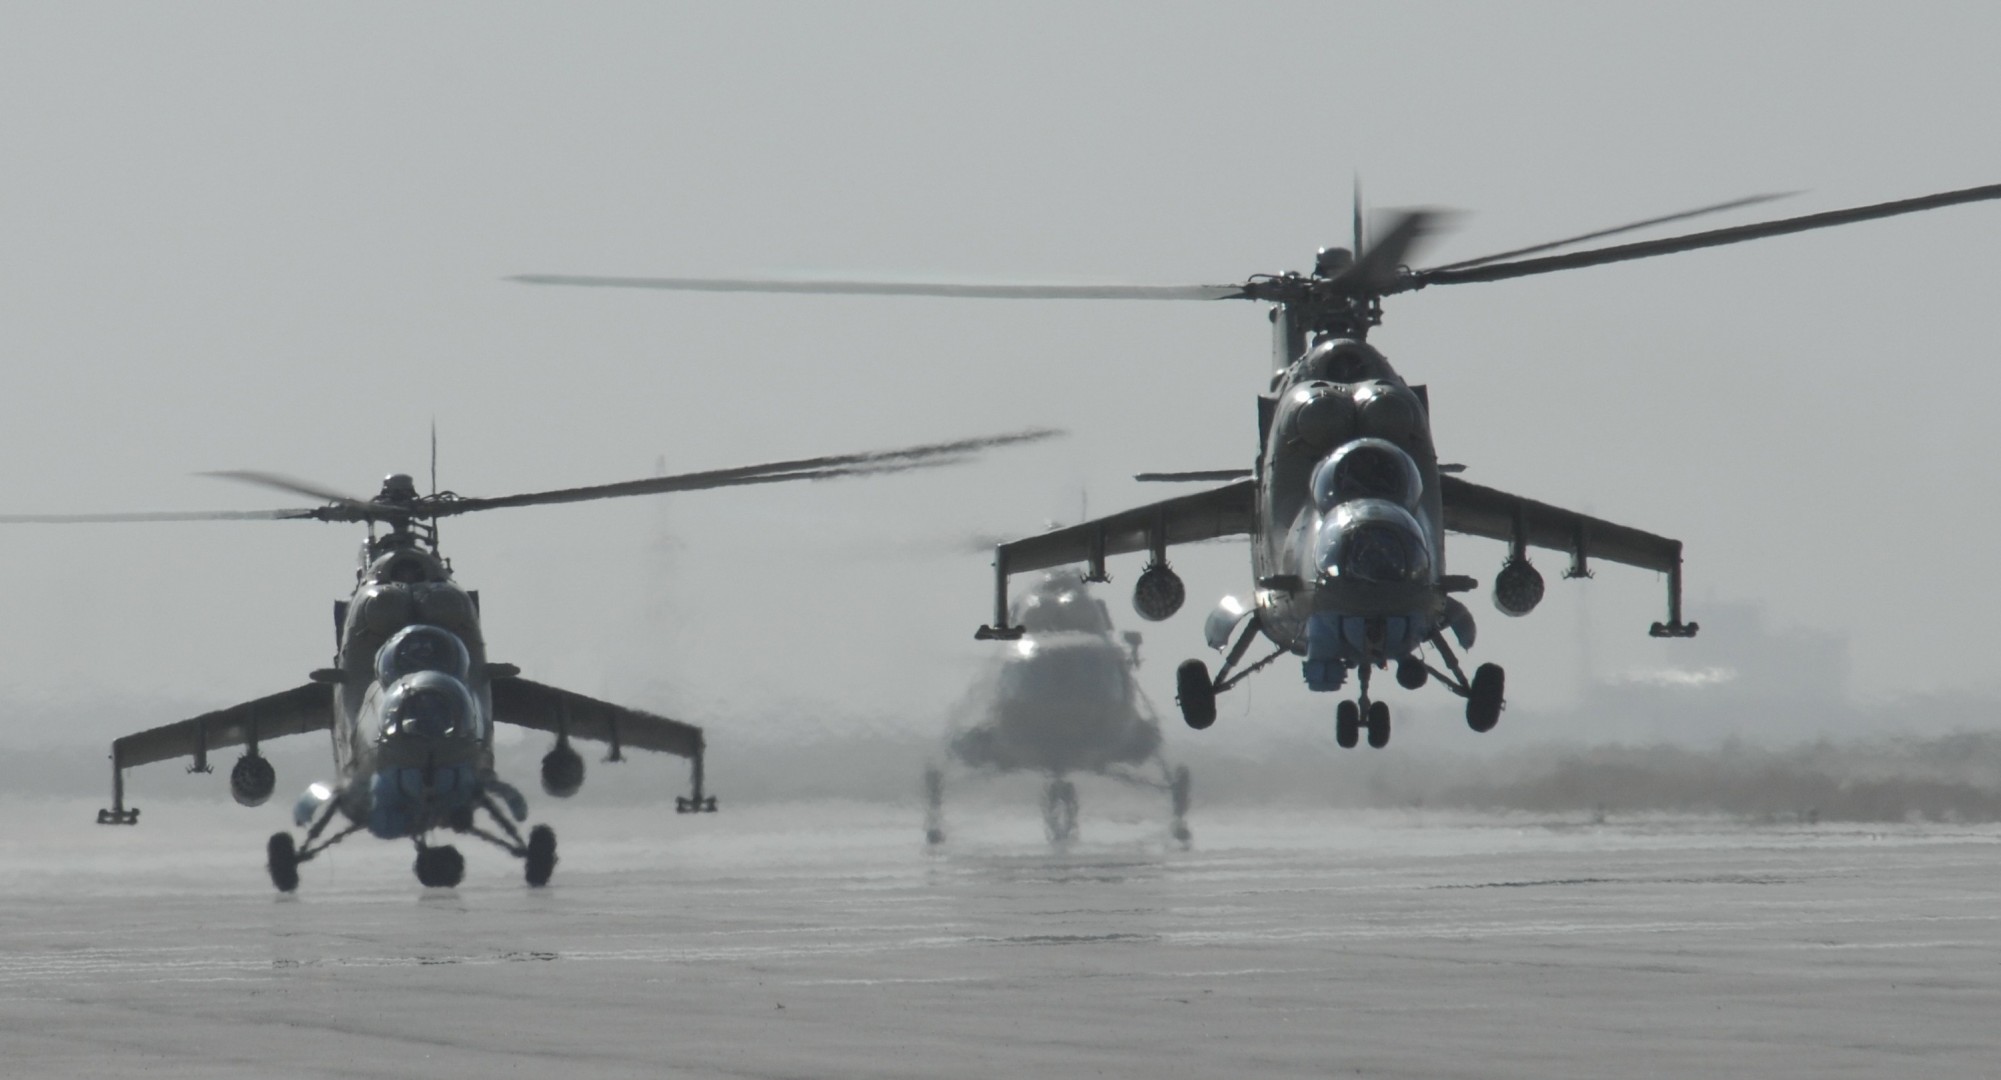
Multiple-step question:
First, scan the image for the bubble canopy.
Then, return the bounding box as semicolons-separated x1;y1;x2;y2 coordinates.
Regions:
378;671;482;741
375;624;472;684
1312;438;1423;513
1316;501;1434;585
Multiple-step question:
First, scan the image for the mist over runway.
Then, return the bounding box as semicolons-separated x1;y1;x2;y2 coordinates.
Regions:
6;796;2001;1078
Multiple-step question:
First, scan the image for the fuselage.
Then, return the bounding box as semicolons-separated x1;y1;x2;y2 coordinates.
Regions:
323;540;499;837
952;575;1160;775
1249;337;1452;689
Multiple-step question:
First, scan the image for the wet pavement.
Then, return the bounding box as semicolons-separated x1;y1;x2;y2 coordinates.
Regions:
3;797;1999;1078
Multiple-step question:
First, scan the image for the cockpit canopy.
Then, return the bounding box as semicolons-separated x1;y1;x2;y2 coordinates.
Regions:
376;624;472;685
1311;438;1424;513
378;671;482;741
1316;500;1434;585
1011;574;1115;635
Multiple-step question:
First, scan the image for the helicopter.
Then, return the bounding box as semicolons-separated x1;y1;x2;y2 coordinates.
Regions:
2;428;1057;891
927;570;1190;846
512;180;2001;746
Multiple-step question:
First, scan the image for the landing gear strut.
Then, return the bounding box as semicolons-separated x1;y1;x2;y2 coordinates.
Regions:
265;792;364;893
1169;764;1192;846
452;788;561;887
1042;778;1078;843
923;766;945;846
1419;632;1505;733
1178;615;1288;730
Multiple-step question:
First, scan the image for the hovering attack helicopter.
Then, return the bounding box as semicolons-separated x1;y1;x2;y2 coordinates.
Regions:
927;571;1190;846
3;429;1056;890
515;180;2001;747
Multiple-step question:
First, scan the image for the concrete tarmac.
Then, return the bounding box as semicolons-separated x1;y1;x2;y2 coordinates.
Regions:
2;796;1998;1078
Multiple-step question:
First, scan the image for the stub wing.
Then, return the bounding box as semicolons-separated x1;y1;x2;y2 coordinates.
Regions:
978;479;1255;637
1439;476;1680;573
1439;475;1695;636
489;676;704;761
97;682;336;823
112;682;335;772
996;479;1256;578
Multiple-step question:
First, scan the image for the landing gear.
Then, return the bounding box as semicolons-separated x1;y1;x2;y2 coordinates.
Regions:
457;789;561;887
524;825;557;887
414;843;465;888
262;790;364;893
1169;765;1192;845
1466;663;1505;733
923;766;945;845
267;832;300;893
1366;700;1391;749
1182;615;1290;730
1395;655;1428;690
1420;633;1505;735
1335;700;1360;749
1175;660;1217;729
1042;778;1078;843
1335;664;1392;749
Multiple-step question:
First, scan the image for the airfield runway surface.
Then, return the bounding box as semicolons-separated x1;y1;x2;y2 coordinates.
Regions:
1;796;1997;1078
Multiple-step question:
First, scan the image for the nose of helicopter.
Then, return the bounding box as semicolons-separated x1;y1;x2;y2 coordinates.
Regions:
365;752;479;839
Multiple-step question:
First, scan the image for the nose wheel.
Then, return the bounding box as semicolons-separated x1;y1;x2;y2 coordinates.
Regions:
1334;664;1393;749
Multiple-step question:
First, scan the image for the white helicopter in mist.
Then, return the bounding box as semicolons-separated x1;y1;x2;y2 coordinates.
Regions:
928;571;1190;846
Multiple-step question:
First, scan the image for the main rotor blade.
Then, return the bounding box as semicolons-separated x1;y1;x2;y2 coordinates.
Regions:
1425;191;1797;274
201;470;373;510
431;427;1065;517
1331;209;1449;294
508;274;1244;302
0;508;320;524
1405;181;2001;290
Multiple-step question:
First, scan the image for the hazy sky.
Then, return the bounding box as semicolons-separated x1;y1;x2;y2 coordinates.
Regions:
3;2;1999;752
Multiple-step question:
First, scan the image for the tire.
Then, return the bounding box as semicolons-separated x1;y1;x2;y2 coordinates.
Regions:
1335;700;1360;749
415;844;465;888
266;832;300;893
1170;765;1192;819
1395;656;1428;690
1466;663;1505;733
1176;660;1217;730
1366;700;1391;749
525;825;557;887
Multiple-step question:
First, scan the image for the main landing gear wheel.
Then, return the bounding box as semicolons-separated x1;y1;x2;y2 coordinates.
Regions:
1335;700;1360;749
1176;659;1217;730
1466;663;1505;733
524;825;557;887
267;832;300;893
1366;700;1392;749
414;843;465;888
1169;765;1192;845
1043;779;1079;843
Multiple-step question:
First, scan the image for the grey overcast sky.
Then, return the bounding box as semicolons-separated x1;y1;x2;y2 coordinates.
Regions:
2;2;1999;746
